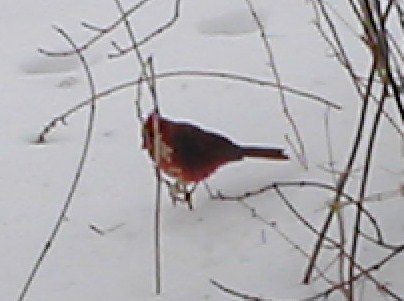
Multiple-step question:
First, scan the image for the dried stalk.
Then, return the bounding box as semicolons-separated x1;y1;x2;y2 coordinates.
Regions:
245;0;308;169
18;26;97;301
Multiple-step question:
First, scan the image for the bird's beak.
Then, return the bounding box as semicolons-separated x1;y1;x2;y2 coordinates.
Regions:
141;123;148;149
142;134;149;150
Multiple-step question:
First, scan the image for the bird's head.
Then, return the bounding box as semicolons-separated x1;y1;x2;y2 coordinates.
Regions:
142;112;159;150
142;112;170;153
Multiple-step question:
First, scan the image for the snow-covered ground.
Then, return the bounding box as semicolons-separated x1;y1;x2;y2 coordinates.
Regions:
1;0;403;300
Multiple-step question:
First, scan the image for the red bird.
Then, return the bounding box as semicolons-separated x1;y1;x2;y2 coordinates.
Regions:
142;113;289;207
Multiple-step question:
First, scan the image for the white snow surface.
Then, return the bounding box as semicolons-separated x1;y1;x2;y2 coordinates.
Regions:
1;0;403;300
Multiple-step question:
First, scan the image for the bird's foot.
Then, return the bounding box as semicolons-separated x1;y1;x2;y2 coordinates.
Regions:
168;181;197;210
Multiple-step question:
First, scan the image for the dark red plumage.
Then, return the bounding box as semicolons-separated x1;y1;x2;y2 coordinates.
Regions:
142;113;289;183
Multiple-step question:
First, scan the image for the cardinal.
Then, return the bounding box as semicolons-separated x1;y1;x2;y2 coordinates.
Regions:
142;112;289;209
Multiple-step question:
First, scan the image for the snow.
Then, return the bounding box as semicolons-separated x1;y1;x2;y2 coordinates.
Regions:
1;0;403;300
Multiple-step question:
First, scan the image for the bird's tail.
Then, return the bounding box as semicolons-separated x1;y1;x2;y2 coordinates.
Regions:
241;146;289;160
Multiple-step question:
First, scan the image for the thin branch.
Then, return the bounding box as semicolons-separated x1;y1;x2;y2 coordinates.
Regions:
36;70;342;144
18;26;97;301
208;181;403;300
208;180;403;300
323;106;347;287
210;279;272;301
108;0;182;59
349;78;389;300
245;0;308;169
38;0;152;57
112;0;162;294
311;0;402;134
209;180;384;250
303;58;378;285
38;0;182;60
204;183;338;288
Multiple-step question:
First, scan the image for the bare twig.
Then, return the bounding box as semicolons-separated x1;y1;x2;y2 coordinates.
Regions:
18;26;97;301
112;0;162;294
311;0;402;135
245;0;308;169
323;106;347;287
303;56;378;287
349;89;388;299
210;180;384;245
208;181;404;300
348;1;401;298
36;70;342;143
305;1;403;298
149;59;163;295
38;0;151;57
38;0;182;60
210;279;272;301
208;179;403;300
109;0;182;59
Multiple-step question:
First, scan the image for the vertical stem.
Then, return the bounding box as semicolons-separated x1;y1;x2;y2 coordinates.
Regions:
349;84;388;300
303;61;377;284
152;111;162;295
154;172;162;294
17;27;97;301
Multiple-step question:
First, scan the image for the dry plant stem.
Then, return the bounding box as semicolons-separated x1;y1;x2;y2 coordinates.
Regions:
359;0;403;118
36;70;342;143
156;71;339;109
273;186;335;246
112;0;162;294
308;1;402;289
388;34;404;88
112;0;154;99
236;202;338;294
204;183;338;289
212;180;384;246
337;210;346;282
109;0;181;59
210;279;271;301
348;1;401;297
272;184;380;252
273;188;349;298
211;185;403;300
349;88;388;300
305;1;402;292
135;75;144;122
18;27;97;301
355;186;404;206
312;0;402;134
303;57;377;286
350;35;390;301
38;0;151;57
153;147;162;294
149;60;163;295
311;254;342;285
245;0;308;169
212;277;352;301
210;186;403;300
323;108;346;285
303;258;399;301
39;0;181;59
311;1;364;100
323;108;337;183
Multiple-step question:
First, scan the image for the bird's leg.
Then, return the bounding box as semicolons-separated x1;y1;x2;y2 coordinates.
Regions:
167;180;197;210
184;183;197;210
168;181;182;207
